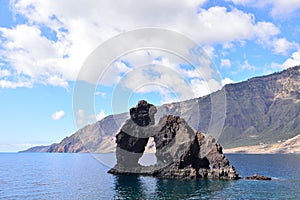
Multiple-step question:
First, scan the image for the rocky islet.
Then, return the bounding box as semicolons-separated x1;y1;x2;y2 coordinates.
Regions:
108;100;239;180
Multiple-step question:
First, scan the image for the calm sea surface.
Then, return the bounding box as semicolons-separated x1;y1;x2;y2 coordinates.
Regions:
0;153;299;199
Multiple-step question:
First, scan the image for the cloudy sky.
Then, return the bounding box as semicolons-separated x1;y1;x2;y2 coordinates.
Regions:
1;0;300;152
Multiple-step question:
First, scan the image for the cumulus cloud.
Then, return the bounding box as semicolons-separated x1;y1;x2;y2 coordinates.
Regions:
226;0;300;17
100;60;132;86
96;110;106;121
190;78;222;97
0;0;285;89
253;22;280;45
0;80;32;89
269;0;300;17
122;64;195;100
264;50;300;72
112;52;225;103
240;60;257;71
222;77;235;86
282;50;300;68
273;38;299;55
51;110;65;120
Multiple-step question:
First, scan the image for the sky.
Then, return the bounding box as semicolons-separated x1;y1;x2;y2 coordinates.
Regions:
1;0;300;152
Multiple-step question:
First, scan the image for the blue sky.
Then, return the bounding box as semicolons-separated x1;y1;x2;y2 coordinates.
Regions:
1;0;300;152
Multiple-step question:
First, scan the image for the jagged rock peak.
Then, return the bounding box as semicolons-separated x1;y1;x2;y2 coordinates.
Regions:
129;100;157;126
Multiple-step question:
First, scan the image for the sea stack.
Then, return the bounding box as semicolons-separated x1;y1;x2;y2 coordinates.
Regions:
108;100;239;180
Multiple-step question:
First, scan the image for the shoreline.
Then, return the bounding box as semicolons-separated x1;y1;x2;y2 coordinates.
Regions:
223;143;300;154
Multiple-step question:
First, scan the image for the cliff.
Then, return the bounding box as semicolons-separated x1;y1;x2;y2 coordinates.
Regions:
22;65;300;152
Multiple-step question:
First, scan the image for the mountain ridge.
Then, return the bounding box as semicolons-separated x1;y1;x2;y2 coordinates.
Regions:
22;65;300;153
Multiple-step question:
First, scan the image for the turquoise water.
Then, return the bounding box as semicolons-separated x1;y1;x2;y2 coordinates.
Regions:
0;153;299;199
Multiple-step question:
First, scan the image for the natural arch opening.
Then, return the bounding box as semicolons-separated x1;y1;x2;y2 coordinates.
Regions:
138;137;157;166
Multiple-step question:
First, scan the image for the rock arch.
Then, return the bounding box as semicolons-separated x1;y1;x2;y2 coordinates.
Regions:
109;100;238;180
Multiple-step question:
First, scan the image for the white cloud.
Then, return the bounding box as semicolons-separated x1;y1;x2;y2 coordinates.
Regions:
0;1;286;89
225;0;253;5
0;69;10;77
51;110;65;120
264;51;300;72
220;59;231;68
96;110;106;121
222;77;235;86
253;23;298;54
253;22;280;45
269;0;300;17
195;7;255;43
0;80;32;89
226;0;300;17
123;64;194;98
202;45;215;58
240;60;257;71
282;50;300;68
46;75;69;89
190;78;222;97
273;38;298;55
100;60;132;86
120;53;224;101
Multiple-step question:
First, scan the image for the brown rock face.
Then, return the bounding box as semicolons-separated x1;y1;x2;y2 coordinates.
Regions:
108;100;239;180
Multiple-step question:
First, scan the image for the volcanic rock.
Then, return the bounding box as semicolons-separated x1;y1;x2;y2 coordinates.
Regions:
108;100;239;180
245;174;271;180
114;100;157;169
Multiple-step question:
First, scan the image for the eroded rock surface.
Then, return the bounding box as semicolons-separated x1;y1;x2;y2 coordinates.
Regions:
108;100;239;180
114;100;157;169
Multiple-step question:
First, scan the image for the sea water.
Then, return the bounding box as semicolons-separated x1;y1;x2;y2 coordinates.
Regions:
0;153;299;199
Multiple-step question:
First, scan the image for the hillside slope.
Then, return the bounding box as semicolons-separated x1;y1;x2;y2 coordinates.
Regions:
23;65;300;152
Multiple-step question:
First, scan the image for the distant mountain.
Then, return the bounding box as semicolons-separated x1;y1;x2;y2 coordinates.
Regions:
22;65;300;153
20;145;50;152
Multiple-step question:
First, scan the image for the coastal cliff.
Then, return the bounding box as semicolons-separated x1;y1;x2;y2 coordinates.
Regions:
22;65;300;153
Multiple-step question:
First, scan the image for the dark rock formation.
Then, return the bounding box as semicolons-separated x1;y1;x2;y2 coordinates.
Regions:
114;100;157;168
154;115;196;166
108;100;239;180
245;174;272;180
130;100;157;127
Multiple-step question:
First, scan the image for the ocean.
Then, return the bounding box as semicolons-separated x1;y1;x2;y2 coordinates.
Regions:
0;153;299;199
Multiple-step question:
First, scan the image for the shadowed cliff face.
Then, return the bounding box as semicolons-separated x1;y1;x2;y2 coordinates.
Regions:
108;100;239;180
